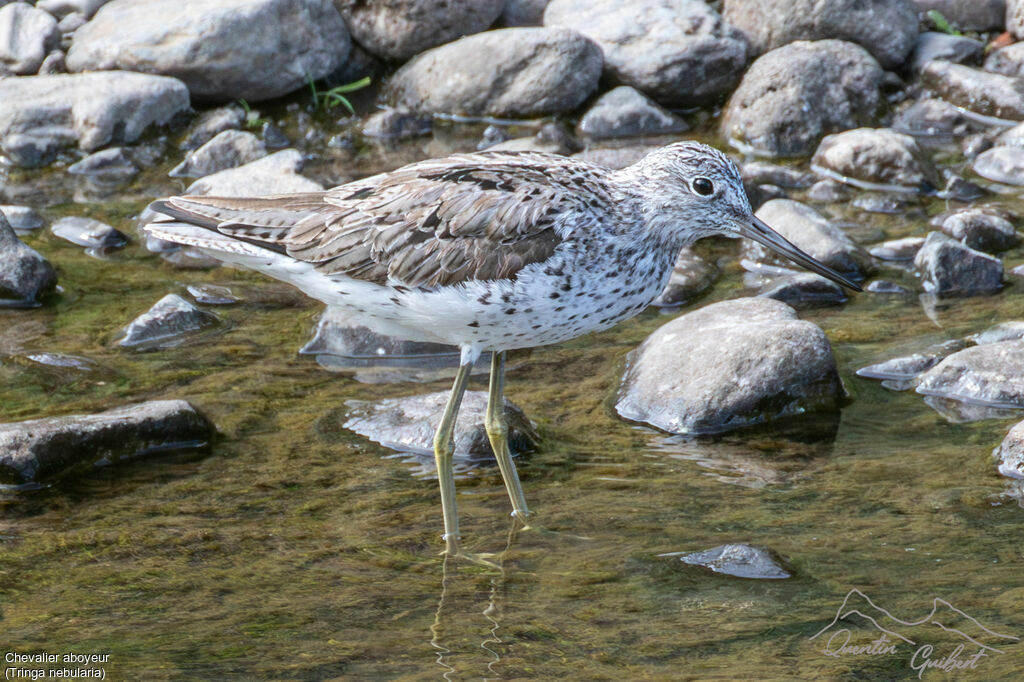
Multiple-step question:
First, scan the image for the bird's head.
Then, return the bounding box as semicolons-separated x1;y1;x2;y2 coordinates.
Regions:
621;141;860;291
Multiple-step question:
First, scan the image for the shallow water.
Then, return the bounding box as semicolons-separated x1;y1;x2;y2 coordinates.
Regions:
3;109;1024;680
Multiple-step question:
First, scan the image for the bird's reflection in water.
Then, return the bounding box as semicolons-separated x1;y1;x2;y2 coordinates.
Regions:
430;517;526;680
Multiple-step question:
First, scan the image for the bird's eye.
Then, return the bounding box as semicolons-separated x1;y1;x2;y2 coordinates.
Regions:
692;177;714;196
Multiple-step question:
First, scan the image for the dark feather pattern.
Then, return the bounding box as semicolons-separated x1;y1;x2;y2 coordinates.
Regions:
152;151;615;288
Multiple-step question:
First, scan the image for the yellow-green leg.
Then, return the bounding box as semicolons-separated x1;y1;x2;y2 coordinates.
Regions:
485;351;531;521
434;362;473;556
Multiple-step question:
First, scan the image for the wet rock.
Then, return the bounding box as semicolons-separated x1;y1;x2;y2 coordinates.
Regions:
973;146;1024;185
995;419;1024;479
931;208;1019;253
723;0;916;70
869;236;925;261
743;199;872;280
35;0;110;19
384;27;601;118
741;162;814;189
0;72;189;167
66;147;137;180
914;0;1006;32
917;341;1024;407
169;130;266;179
572;145;659;171
721;40;883;158
892;98;979;139
66;0;349;102
669;543;792;579
909;32;983;73
914;231;1003;296
361;108;432;140
503;0;549;26
865;279;910;294
0;400;214;484
0;205;43;232
970;321;1024;345
180;106;245;151
344;391;538;469
576;86;688;140
811;128;941;192
336;0;504;62
117;294;220;349
616;298;843;435
922;61;1024;121
651;248;717;307
51;216;127;253
806;178;853;202
758;273;847;307
0;212;57;305
545;0;746;108
184;149;323;197
0;2;60;75
186;284;238;306
858;353;945;381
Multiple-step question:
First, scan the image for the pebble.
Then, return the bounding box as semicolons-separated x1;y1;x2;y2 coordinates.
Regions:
669;543;792;579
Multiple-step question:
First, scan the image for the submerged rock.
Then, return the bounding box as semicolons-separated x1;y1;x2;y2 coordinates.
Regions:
922;61;1024;121
384;27;602;118
184;149;323;196
51;216;127;252
914;231;1003;297
916;341;1024;407
723;0;916;70
811;128;941;192
651;248;717;307
670;543;792;579
337;0;504;62
0;212;57;306
170;130;266;178
66;0;350;102
545;0;747;107
743;200;872;280
343;391;539;468
721;40;883;158
616;298;843;435
0;400;214;484
576;86;688;140
0;72;189;167
117;294;220;349
0;2;61;75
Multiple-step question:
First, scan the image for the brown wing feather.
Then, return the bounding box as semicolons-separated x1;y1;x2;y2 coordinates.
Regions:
154;151;611;288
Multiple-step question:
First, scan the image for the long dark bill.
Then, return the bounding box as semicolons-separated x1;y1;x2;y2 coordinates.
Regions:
740;216;862;292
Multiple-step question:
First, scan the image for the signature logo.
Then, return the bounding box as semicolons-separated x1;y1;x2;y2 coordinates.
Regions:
810;589;1018;678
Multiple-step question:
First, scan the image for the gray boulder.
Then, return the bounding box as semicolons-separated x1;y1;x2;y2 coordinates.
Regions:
0;212;57;305
184;149;324;196
931;208;1019;252
384;28;602;118
336;0;504;62
910;32;983;72
914;231;1003;296
0;72;189;167
0;400;214;483
914;0;1006;32
545;0;746;107
66;0;349;102
170;130;267;179
811;128;941;191
117;294;220;349
721;40;883;158
973;145;1024;185
343;391;539;467
0;2;60;75
917;341;1024;407
922;61;1024;121
742;199;872;280
616;297;843;435
671;544;792;579
723;0;917;70
576;86;689;139
651;248;717;307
